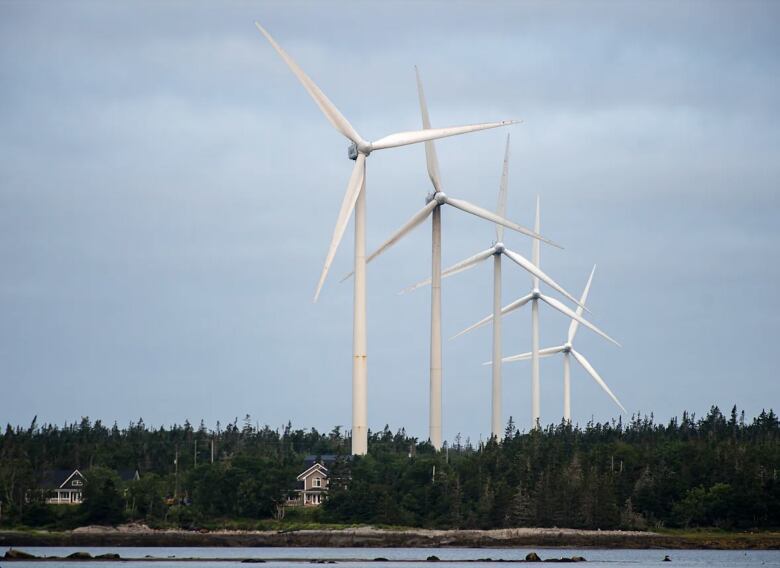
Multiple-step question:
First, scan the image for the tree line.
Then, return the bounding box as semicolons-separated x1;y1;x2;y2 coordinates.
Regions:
0;406;777;530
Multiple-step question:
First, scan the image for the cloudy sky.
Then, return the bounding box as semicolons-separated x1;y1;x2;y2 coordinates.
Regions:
1;1;778;441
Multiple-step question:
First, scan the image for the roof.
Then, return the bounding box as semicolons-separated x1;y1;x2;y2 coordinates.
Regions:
303;454;339;468
297;462;328;481
38;468;139;488
39;469;79;489
117;469;140;482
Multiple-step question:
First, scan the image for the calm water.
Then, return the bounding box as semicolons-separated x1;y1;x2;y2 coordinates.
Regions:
1;546;779;567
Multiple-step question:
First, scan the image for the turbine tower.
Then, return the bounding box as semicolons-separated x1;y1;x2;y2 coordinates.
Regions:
255;23;517;455
344;70;551;449
455;198;620;429
400;144;588;440
501;266;627;419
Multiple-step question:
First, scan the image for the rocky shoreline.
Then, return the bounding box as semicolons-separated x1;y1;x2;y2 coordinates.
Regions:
1;526;778;550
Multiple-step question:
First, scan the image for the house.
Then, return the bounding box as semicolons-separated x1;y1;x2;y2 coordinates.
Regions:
40;469;87;505
288;455;337;507
38;468;140;505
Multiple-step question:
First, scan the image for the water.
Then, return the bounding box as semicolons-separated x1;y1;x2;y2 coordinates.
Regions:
1;546;779;567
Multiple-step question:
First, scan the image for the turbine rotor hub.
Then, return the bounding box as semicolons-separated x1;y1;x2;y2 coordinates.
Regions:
531;289;541;300
494;242;505;254
563;343;572;353
347;141;372;160
434;191;447;205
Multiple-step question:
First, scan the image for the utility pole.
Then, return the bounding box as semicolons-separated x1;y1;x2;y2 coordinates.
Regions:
194;439;197;468
174;446;179;499
211;438;214;464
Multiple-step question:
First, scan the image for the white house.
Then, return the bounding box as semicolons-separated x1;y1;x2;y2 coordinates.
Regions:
38;468;140;505
41;469;87;505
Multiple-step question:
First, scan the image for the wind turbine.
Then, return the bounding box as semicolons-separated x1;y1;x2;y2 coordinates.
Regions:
255;23;517;455
343;69;554;449
453;197;620;429
499;266;627;419
399;138;589;439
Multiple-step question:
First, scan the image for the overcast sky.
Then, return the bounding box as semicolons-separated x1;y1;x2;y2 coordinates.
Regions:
1;1;778;441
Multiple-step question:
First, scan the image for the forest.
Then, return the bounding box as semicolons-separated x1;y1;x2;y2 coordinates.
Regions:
0;406;778;531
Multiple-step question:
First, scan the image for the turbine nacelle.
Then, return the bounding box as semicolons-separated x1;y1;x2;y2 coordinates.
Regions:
424;191;448;205
348;141;372;160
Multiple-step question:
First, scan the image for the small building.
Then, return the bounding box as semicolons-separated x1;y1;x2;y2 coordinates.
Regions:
38;468;140;505
288;455;337;507
40;469;87;505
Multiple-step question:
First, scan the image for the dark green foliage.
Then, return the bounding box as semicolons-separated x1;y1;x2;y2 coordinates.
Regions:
0;406;778;530
81;467;125;525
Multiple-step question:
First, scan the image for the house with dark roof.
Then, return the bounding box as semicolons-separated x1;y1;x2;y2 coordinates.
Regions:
38;468;140;505
39;469;87;505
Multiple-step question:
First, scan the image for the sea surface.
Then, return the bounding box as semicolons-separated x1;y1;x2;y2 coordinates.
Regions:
1;546;779;567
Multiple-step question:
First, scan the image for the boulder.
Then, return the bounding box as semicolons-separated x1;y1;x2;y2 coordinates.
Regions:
4;549;37;559
525;552;542;562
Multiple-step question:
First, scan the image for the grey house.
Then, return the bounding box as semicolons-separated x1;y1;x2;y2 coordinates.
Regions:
39;468;140;505
40;469;87;505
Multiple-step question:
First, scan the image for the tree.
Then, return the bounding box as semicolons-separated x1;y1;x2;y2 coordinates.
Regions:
81;467;125;525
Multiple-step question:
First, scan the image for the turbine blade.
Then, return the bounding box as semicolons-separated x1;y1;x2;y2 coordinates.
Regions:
451;313;494;340
571;349;627;413
254;22;362;144
451;292;533;339
532;196;541;289
415;67;442;193
484;345;564;365
400;246;496;294
341;200;437;282
567;265;597;344
540;293;621;347
371;120;518;151
496;133;510;242
444;196;561;248
503;248;586;309
313;154;366;301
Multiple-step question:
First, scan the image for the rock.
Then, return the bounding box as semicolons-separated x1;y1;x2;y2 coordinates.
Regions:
95;553;121;560
66;552;93;559
426;555;440;561
373;558;389;562
525;552;542;562
663;555;671;562
571;557;586;562
4;549;37;559
241;560;267;564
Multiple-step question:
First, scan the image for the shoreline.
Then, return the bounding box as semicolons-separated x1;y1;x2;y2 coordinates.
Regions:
1;527;779;550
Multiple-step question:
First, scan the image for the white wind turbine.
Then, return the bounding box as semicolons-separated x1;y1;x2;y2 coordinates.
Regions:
255;23;517;455
499;266;627;420
400;137;591;439
453;197;620;429
343;69;556;450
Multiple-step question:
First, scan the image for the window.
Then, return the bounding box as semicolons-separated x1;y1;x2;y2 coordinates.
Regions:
313;477;321;488
72;480;83;486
